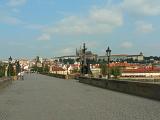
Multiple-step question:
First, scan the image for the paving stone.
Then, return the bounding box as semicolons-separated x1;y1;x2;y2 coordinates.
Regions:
0;73;160;120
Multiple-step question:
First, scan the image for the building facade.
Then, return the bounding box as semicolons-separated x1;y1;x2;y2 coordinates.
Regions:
127;52;144;62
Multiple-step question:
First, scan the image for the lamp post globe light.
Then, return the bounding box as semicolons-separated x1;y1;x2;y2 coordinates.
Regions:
106;47;111;79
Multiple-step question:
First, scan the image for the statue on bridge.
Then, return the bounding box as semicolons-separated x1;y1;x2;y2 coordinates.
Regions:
80;43;92;76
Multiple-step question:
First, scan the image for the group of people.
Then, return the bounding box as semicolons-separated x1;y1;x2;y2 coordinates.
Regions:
18;71;24;80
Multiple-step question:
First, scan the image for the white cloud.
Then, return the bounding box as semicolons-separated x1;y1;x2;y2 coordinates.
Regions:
120;41;133;49
58;48;74;56
85;41;99;48
12;8;20;13
0;14;23;25
122;0;160;16
38;34;51;41
7;0;27;7
46;16;91;35
25;24;47;30
135;21;154;33
8;41;24;46
38;6;123;40
0;1;27;26
90;7;123;26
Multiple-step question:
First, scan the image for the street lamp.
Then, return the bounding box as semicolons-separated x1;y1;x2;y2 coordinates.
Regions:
8;56;12;77
9;56;12;63
67;62;69;75
106;47;111;79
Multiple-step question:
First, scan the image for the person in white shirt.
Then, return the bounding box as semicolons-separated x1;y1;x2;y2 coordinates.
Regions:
21;71;24;80
18;71;24;80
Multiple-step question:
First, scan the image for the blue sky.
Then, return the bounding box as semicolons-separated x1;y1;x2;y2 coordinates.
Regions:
0;0;160;59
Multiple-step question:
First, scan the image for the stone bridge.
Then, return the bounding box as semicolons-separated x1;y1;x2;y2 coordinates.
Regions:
0;73;160;120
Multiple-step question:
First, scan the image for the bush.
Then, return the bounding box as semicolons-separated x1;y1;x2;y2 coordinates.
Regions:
111;67;121;78
100;63;108;76
0;65;5;77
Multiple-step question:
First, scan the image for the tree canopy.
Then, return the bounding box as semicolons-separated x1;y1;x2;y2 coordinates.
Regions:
111;67;121;78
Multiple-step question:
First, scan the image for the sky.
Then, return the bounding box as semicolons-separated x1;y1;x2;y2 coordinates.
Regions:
0;0;160;59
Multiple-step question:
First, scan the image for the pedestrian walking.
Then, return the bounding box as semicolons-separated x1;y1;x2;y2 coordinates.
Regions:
18;71;24;80
21;71;24;80
18;72;21;80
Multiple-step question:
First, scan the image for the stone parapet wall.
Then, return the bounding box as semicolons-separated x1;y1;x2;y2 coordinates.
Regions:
78;77;160;100
40;72;66;79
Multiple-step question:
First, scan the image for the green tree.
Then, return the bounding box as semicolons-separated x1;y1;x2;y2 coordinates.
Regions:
7;64;15;76
37;67;43;73
111;67;121;79
31;66;37;72
36;56;40;63
0;65;5;77
72;68;79;73
59;58;63;63
63;59;75;64
31;66;43;72
43;65;49;73
100;63;107;76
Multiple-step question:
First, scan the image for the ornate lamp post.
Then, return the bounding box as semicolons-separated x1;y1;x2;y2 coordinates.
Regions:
65;62;69;79
8;56;12;77
106;47;111;79
67;62;69;75
9;56;12;63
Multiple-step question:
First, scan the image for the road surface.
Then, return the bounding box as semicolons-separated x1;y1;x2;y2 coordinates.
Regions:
0;73;160;120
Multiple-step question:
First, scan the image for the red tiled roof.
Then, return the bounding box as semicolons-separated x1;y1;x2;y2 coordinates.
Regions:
109;62;138;67
123;67;160;73
71;64;79;67
52;66;65;71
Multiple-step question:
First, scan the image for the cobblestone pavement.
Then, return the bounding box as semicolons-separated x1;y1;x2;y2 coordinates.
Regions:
0;73;160;120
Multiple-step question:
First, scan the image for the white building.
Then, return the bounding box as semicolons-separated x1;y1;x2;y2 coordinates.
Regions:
127;52;144;62
122;72;160;78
